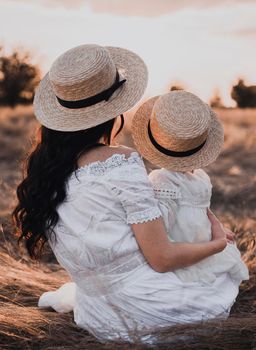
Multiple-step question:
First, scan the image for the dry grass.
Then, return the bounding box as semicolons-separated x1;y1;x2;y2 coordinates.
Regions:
0;106;255;349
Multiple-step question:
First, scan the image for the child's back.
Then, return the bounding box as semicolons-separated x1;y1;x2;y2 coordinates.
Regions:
149;167;249;285
149;168;212;243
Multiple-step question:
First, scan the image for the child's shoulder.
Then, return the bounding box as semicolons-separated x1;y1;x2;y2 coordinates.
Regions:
149;168;212;186
193;169;212;183
148;169;182;200
149;168;180;187
148;168;171;182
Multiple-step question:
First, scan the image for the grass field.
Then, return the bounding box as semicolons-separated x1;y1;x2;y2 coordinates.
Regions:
0;105;255;349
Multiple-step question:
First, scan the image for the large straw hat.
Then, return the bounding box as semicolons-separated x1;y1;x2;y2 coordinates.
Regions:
132;91;224;172
34;44;148;131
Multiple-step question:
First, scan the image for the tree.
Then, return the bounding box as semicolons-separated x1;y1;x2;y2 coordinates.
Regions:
0;46;40;107
210;90;225;108
170;84;184;91
231;79;256;108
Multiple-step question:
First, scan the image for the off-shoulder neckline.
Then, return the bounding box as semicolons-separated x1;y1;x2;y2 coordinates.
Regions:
70;151;142;179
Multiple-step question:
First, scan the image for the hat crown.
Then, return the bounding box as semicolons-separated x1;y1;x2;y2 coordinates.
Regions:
132;91;224;173
49;44;116;101
152;91;211;139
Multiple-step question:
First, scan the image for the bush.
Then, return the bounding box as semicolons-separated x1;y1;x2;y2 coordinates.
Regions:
231;79;256;108
210;91;225;108
170;84;184;91
0;46;41;107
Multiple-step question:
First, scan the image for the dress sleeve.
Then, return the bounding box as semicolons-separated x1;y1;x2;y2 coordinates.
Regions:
108;154;162;225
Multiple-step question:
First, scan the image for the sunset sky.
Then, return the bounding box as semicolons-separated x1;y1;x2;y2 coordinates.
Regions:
0;0;256;106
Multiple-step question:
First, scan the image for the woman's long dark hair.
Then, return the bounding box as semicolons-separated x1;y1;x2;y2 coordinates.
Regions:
13;116;124;259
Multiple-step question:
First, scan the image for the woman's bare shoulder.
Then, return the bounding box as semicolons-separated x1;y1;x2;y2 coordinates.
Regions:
108;145;137;157
77;145;137;168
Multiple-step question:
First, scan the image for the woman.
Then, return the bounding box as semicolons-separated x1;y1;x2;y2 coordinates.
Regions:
13;44;238;343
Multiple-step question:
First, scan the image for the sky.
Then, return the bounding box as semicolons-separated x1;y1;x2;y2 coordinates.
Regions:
0;0;256;106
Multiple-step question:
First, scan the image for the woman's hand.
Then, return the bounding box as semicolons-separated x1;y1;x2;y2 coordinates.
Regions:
207;209;234;245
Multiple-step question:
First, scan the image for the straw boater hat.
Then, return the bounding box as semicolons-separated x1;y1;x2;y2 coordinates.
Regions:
132;91;224;172
33;44;148;131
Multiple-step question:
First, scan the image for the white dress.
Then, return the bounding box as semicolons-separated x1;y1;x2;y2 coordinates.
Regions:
148;168;249;285
38;152;243;343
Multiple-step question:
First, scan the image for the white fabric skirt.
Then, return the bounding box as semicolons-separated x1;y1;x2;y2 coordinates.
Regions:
39;264;239;343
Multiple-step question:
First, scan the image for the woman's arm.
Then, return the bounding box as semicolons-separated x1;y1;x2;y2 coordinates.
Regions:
132;209;228;273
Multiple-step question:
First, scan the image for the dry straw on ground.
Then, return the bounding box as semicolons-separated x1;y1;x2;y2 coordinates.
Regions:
0;106;255;349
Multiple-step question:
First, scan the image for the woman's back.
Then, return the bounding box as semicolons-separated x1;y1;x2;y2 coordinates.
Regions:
49;150;161;274
46;150;239;342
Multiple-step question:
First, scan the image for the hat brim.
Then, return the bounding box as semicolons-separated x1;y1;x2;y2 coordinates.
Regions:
34;47;148;131
131;96;224;172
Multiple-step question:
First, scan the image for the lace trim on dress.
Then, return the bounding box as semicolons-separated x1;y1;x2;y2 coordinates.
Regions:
71;152;143;178
127;207;162;225
153;187;182;200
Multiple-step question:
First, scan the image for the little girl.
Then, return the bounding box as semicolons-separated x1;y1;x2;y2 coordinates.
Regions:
132;90;249;285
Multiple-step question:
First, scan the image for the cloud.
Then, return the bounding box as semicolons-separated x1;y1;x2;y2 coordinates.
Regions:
234;28;256;37
6;0;256;17
85;0;256;17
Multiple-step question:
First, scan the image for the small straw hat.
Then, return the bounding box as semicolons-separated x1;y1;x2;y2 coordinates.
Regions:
132;91;224;172
34;44;148;131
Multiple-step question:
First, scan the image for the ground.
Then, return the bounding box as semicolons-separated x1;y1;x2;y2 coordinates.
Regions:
0;105;255;349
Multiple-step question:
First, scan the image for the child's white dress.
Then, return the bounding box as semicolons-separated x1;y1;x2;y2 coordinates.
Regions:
149;168;249;285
